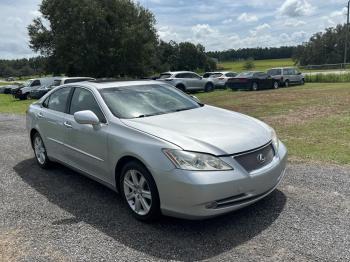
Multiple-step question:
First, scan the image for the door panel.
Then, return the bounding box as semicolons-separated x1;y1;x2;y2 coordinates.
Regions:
62;87;109;182
38;87;71;161
38;108;67;161
63;114;109;181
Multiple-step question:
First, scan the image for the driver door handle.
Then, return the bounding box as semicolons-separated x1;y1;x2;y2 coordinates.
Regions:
63;121;72;128
37;112;44;118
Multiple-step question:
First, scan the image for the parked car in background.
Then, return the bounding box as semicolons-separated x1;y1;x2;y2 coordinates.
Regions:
29;84;55;99
14;78;56;100
3;84;20;94
6;77;15;82
27;80;287;221
52;77;95;87
28;77;95;99
157;71;215;92
227;71;280;91
267;67;304;87
203;71;238;88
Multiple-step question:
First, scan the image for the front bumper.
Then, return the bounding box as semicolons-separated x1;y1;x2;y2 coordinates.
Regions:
156;142;288;219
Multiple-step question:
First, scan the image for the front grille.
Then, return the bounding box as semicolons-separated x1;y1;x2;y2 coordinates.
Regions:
233;142;275;172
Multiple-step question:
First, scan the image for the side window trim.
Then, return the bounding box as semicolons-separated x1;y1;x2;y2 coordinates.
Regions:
68;86;108;124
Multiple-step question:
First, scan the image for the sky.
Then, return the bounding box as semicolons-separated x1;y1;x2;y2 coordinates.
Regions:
0;0;348;59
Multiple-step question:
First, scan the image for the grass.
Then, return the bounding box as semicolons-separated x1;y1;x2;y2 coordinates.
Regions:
305;72;350;83
219;58;295;72
0;94;36;114
1;82;349;165
196;83;350;165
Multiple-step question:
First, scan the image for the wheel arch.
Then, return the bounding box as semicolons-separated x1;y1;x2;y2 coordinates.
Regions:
29;128;39;149
114;155;152;192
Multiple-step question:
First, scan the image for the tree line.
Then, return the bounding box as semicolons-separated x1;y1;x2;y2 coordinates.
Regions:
0;57;46;78
207;46;296;62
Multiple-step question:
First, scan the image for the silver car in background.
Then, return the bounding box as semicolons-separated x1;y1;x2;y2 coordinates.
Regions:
203;71;238;88
27;81;287;221
157;71;215;92
267;67;305;87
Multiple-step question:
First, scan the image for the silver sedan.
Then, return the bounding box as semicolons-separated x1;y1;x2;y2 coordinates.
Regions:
26;81;287;221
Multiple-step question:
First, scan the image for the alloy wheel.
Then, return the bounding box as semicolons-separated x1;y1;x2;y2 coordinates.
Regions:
123;169;152;216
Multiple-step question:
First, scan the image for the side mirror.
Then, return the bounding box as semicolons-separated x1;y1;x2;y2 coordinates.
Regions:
297;72;302;75
190;95;201;103
74;110;100;125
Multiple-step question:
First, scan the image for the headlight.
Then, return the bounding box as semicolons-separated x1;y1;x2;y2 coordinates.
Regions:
163;149;233;171
270;127;279;152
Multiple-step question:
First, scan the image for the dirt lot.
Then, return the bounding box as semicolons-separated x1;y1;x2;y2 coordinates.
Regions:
0;114;349;261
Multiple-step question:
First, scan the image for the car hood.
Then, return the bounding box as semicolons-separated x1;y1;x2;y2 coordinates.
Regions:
121;105;272;155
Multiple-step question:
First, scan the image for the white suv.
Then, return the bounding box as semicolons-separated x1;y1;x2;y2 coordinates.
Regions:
157;71;215;92
267;67;304;87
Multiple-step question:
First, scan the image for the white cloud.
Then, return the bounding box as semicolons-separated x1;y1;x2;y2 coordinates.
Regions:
222;18;233;24
191;24;216;39
278;0;314;17
237;12;258;23
284;19;306;27
256;23;271;31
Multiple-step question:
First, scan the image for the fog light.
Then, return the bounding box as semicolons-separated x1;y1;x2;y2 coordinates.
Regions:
205;201;218;209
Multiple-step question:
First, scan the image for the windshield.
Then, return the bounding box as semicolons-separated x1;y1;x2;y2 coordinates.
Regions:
22;80;33;87
267;69;282;76
99;84;201;119
237;72;255;77
159;73;172;79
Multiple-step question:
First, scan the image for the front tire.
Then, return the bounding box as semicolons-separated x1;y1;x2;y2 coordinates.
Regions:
32;133;51;169
120;161;160;221
273;81;279;89
176;84;186;92
251;82;259;91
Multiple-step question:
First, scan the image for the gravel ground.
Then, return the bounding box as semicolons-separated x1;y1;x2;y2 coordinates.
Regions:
0;114;349;262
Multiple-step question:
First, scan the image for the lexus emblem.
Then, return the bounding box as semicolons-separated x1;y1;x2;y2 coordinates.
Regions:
257;153;266;163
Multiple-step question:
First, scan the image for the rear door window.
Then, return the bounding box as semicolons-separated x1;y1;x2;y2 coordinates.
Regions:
47;87;71;113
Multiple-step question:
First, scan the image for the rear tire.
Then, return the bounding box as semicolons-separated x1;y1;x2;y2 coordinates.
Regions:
284;80;290;88
251;82;259;91
120;161;160;221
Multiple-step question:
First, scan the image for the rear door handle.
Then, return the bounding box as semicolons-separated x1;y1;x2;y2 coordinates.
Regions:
37;112;44;118
63;121;72;128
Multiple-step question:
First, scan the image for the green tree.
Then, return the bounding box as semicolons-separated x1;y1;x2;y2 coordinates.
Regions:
243;58;255;70
28;0;158;77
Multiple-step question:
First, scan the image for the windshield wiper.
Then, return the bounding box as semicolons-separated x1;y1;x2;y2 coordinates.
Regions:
173;107;196;112
135;112;166;118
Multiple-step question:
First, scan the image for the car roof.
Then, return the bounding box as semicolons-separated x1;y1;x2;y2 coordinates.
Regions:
64;80;162;90
269;67;295;70
161;71;196;74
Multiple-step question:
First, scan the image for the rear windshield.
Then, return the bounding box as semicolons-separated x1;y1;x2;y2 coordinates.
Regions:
267;69;282;76
237;72;255;77
159;73;172;79
64;78;92;84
